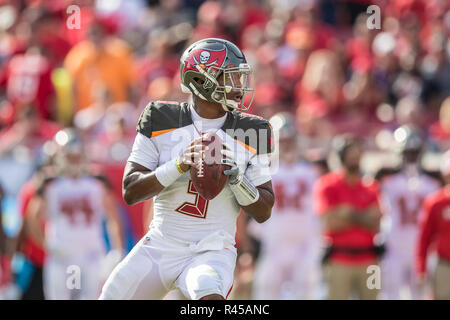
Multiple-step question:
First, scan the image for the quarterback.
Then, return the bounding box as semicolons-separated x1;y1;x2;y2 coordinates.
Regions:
100;38;274;300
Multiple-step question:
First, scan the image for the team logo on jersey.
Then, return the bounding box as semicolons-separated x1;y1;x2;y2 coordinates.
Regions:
143;236;151;245
183;48;227;73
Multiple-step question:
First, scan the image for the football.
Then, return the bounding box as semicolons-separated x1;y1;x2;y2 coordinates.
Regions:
190;132;231;200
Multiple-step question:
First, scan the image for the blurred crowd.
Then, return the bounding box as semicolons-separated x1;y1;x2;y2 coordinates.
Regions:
0;0;450;300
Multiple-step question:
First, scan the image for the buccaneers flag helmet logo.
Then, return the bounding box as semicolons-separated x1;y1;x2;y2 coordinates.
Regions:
183;48;227;73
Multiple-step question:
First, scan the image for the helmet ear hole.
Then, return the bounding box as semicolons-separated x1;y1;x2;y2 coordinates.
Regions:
194;77;204;85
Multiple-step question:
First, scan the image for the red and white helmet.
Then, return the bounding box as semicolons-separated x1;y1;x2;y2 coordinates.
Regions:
180;38;254;111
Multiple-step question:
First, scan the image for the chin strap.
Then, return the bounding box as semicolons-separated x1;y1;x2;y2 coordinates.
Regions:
221;103;232;112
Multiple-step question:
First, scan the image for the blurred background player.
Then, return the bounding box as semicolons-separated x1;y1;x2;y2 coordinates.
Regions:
251;112;322;299
26;128;123;299
377;125;442;299
0;183;13;294
13;150;56;300
313;135;382;300
416;150;450;300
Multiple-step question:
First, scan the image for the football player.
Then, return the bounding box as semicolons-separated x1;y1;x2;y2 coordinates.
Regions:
99;38;274;300
378;125;442;299
251;112;322;299
416;150;450;300
26;129;123;299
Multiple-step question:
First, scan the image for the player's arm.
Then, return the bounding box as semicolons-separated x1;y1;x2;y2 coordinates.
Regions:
25;194;47;248
221;145;274;223
123;136;207;205
314;179;355;232
349;205;381;232
416;199;437;277
321;205;381;232
102;186;124;252
240;180;274;223
122;161;164;205
320;205;355;232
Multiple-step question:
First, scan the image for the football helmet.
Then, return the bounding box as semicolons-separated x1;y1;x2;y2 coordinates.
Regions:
53;128;85;176
394;125;425;163
270;112;298;162
394;125;424;152
180;38;254;111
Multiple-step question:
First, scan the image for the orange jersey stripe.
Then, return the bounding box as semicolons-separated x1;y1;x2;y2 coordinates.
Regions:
151;128;176;138
234;138;256;154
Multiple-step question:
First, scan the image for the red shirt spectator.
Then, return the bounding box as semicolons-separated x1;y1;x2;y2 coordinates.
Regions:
430;122;450;141
4;51;55;120
416;187;450;276
0;110;61;155
314;171;380;264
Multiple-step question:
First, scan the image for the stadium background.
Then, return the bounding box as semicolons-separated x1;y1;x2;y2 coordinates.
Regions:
0;0;449;299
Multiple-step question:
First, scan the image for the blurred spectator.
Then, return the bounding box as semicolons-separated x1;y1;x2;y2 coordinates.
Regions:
285;4;337;52
430;96;450;150
416;150;450;300
296;49;345;118
135;31;179;103
0;107;60;202
87;102;137;164
190;1;231;42
313;135;382;300
64;20;136;111
395;95;425;128
0;106;60;157
1;46;55;122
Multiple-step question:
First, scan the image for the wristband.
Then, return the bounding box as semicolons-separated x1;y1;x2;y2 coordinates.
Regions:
155;157;184;187
229;174;260;206
176;157;186;174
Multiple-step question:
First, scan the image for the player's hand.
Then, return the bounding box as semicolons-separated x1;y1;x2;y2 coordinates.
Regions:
179;136;209;172
221;143;243;184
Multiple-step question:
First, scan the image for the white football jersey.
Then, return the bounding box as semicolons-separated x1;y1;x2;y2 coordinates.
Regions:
45;175;107;255
128;102;272;244
251;162;320;247
380;169;440;247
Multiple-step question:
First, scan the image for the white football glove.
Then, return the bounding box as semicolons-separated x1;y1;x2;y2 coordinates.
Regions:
220;143;259;206
220;144;243;184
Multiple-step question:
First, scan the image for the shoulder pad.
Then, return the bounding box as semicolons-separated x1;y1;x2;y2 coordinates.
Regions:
421;169;444;186
36;176;56;196
91;174;113;189
225;111;273;155
137;101;190;138
374;167;401;181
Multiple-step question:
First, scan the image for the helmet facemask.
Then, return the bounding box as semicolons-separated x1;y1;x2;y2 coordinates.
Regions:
54;129;86;177
187;63;255;112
